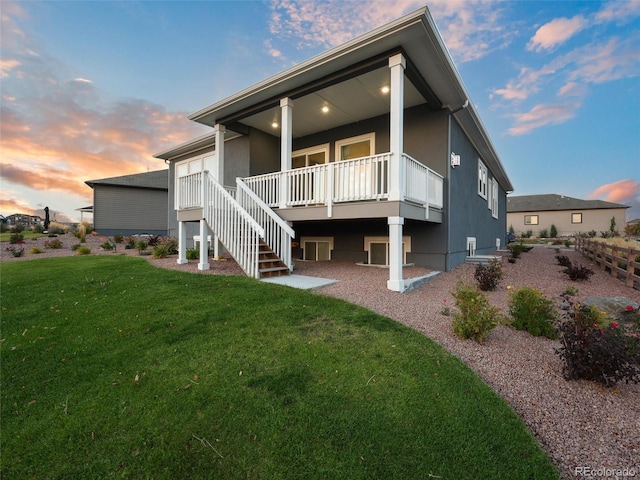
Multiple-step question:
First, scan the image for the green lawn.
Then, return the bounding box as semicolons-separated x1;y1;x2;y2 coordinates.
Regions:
1;256;558;479
0;231;46;242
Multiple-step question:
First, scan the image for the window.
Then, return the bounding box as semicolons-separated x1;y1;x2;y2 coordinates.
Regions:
524;215;539;225
335;133;375;162
364;236;411;265
292;144;329;169
490;178;499;219
301;237;333;261
571;213;583;224
478;159;487;199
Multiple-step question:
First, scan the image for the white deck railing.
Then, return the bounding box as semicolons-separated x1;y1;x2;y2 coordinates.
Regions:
176;172;202;210
241;152;443;213
203;172;265;279
404;154;444;209
236;178;295;270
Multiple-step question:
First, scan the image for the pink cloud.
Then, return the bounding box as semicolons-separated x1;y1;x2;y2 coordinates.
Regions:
589;179;640;204
527;15;588;52
507;102;579;136
595;0;640;24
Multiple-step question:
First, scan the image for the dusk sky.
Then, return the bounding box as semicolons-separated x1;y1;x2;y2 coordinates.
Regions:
1;0;639;223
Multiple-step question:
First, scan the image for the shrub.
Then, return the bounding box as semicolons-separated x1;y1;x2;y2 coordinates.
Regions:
539;228;548;239
75;246;91;255
451;282;500;342
5;245;24;257
563;263;594;282
147;235;161;247
563;239;572;248
113;233;124;244
29;247;43;254
160;236;178;255
135;240;148;251
124;237;136;249
9;232;24;244
508;287;557;339
44;238;63;249
474;258;503;291
74;222;90;242
556;295;640;386
100;240;115;251
186;248;199;260
152;245;169;259
47;222;68;234
555;254;572;267
550;224;558;238
71;244;81;251
563;285;578;296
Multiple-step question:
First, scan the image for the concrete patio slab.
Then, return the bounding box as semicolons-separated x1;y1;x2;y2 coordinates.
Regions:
261;274;338;290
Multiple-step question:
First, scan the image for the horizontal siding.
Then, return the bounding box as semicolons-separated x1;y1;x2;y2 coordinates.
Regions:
94;186;167;233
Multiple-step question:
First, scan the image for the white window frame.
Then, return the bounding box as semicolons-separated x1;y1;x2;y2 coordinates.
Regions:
364;235;411;265
490;178;499;219
292;144;330;168
300;236;334;261
524;215;539;225
571;213;583;224
478;159;488;200
335;133;375;162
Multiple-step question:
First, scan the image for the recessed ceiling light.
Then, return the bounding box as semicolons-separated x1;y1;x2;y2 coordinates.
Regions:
321;105;329;113
271;122;279;128
381;86;390;94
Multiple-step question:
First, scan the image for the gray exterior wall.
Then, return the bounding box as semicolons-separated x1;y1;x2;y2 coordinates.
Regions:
94;185;167;236
448;117;506;268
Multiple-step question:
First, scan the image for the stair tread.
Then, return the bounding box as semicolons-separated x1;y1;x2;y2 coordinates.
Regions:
259;266;290;273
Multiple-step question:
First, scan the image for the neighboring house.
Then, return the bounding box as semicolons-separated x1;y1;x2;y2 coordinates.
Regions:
507;194;629;237
5;213;43;228
85;170;168;236
154;7;513;292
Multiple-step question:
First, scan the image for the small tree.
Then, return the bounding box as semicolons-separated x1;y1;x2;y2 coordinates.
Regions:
550;224;558;238
609;216;616;236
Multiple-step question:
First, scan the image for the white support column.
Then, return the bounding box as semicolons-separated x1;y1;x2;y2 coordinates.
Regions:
198;219;210;270
198;171;210;271
279;97;293;209
388;53;406;202
177;220;187;264
387;216;405;292
213;124;225;258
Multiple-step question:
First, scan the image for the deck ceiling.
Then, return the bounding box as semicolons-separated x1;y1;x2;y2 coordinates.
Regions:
238;67;427;138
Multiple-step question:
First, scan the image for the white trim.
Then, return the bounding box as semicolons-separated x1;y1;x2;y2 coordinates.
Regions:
364;235;411;265
300;236;334;261
478;159;488;200
467;237;476;257
292;144;330;168
335;132;375;162
491;178;499;219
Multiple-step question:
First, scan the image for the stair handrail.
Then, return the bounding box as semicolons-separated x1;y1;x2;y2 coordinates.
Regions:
236;177;295;270
203;172;265;278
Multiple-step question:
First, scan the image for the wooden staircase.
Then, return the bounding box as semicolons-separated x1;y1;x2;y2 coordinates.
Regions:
258;240;290;278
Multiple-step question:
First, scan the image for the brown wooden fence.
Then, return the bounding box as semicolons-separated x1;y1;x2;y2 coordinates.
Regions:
575;237;640;290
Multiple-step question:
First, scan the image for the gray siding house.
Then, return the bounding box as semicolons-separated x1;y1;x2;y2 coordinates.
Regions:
85;170;168;236
154;7;513;291
507;194;629;237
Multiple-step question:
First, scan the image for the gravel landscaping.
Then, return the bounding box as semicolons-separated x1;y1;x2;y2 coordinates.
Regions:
3;235;639;479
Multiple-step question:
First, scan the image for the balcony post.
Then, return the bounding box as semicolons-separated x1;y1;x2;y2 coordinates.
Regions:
388;53;406;202
279;97;293;209
387;216;405;292
212;124;225;257
177;220;187;264
198;171;210;271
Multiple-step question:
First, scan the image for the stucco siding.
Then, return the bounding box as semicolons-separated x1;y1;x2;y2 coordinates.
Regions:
448;117;506;266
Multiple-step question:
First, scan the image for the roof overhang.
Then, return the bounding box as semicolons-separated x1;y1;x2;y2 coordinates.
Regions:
164;6;512;191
